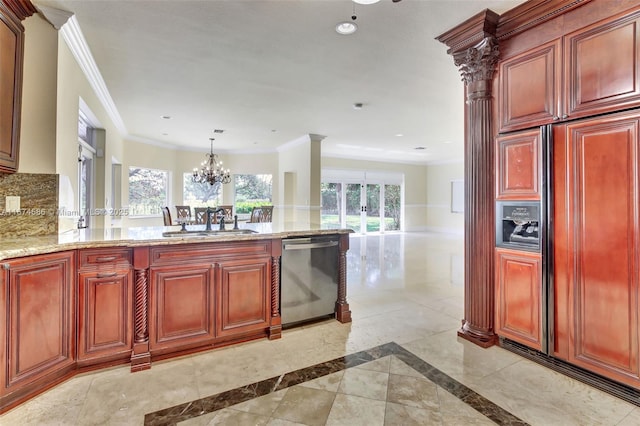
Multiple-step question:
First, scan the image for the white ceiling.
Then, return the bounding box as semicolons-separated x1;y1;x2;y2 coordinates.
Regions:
34;0;522;164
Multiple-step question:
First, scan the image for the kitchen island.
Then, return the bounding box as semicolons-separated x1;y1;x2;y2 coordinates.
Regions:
0;224;352;413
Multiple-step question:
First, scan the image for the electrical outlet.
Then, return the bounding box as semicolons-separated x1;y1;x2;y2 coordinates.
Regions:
6;196;20;212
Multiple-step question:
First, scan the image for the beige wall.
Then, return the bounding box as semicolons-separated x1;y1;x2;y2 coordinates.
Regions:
322;157;428;231
426;161;464;234
19;14;57;174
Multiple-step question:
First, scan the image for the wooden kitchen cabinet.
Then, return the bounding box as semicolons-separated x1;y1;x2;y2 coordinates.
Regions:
77;248;133;365
496;129;541;200
149;263;216;355
499;8;640;132
0;251;75;407
0;0;35;173
495;248;542;351
553;110;640;388
216;256;271;338
498;39;561;133
564;9;640;120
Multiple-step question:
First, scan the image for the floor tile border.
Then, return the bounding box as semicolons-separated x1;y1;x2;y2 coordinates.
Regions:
143;342;528;426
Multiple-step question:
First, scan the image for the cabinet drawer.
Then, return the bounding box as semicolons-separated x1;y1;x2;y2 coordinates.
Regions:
78;248;132;269
150;241;271;266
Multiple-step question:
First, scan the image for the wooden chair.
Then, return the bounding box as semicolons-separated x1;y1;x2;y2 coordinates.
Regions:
175;205;191;222
194;207;208;224
213;205;233;224
162;206;173;226
248;207;263;223
259;206;273;222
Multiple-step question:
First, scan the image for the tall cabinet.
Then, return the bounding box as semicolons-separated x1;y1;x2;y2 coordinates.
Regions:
439;0;640;395
494;2;640;390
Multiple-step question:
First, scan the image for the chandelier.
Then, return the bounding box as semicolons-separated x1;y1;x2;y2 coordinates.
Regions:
192;138;231;185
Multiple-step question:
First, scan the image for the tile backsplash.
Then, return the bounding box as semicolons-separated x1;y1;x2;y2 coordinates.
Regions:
0;173;59;238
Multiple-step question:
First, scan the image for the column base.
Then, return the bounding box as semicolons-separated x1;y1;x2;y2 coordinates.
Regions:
335;302;352;323
269;317;282;340
130;342;151;372
457;321;497;348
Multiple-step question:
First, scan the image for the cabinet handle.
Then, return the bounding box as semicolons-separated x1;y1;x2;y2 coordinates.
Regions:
561;114;568;119
95;256;117;262
552;116;559;120
97;272;118;278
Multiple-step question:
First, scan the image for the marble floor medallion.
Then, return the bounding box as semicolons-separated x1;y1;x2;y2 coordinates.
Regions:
144;342;528;426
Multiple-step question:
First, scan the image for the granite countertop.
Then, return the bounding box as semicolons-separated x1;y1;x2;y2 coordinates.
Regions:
0;224;354;261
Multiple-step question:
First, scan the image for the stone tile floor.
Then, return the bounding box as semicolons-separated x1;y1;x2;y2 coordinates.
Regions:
2;232;640;425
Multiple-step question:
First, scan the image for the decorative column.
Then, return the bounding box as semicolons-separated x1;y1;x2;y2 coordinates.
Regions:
335;233;351;323
437;10;500;348
131;247;151;371
268;239;282;339
455;37;500;347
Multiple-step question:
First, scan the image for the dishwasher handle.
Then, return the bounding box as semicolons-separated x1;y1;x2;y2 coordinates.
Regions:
283;240;339;250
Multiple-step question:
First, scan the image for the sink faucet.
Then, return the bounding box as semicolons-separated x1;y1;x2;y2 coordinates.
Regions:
205;207;226;231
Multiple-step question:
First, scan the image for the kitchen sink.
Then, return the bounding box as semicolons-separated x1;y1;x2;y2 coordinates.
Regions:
162;229;258;237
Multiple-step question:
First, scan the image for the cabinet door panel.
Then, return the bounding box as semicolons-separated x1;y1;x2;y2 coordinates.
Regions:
5;252;75;390
150;265;215;351
553;111;640;387
565;11;640;119
217;257;270;337
499;39;561;132
0;7;23;173
78;270;133;361
495;248;542;350
496;129;541;199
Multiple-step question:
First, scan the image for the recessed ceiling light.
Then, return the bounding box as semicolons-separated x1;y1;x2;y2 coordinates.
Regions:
336;21;357;35
443;140;453;144
213;129;224;133
161;115;171;119
414;146;427;150
353;102;363;109
395;133;403;137
353;0;380;4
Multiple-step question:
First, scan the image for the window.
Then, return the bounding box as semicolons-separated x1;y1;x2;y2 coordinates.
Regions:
234;174;272;216
183;173;223;207
128;167;169;216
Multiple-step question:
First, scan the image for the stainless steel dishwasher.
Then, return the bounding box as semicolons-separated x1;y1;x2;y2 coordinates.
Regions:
280;236;340;327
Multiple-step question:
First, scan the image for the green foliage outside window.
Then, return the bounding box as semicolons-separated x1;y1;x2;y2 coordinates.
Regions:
128;167;168;216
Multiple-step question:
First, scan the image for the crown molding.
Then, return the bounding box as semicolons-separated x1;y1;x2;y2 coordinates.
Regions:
3;0;37;20
35;4;72;29
496;0;590;40
60;15;127;135
436;9;499;55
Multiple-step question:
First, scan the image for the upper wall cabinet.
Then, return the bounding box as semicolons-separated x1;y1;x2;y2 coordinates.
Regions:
499;39;562;133
499;8;640;132
0;0;36;174
564;9;640;120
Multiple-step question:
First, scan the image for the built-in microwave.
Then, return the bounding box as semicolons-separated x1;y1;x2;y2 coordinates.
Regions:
496;201;540;252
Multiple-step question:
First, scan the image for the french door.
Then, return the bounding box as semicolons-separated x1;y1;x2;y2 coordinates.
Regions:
321;180;401;233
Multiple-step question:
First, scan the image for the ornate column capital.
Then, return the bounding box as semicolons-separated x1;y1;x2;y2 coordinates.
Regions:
453;37;500;85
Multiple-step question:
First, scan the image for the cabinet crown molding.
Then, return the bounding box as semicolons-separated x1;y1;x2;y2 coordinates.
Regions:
496;0;590;40
2;0;36;20
436;9;499;55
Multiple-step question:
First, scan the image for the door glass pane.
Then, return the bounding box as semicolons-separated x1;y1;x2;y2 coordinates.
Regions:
366;184;380;232
384;184;401;231
321;182;341;229
345;183;362;233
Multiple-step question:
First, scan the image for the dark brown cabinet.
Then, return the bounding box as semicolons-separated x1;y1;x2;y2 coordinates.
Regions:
77;248;133;365
495;248;542;351
216;257;271;338
0;251;75;409
498;39;561;132
499;8;640;132
553;110;640;389
496;129;541;200
148;240;276;357
149;263;216;354
564;9;640;120
0;0;35;174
